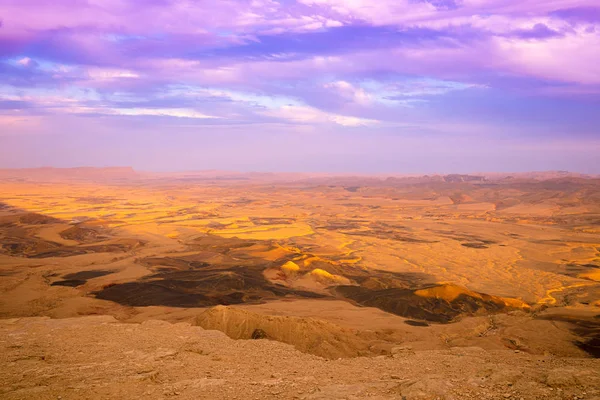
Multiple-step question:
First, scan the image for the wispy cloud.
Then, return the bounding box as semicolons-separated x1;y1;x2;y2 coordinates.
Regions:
0;0;599;171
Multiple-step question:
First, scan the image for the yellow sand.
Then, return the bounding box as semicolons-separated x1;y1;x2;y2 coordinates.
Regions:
415;284;484;302
282;261;301;272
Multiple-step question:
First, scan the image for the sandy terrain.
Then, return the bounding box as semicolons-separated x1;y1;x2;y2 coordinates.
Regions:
1;316;599;400
0;168;599;398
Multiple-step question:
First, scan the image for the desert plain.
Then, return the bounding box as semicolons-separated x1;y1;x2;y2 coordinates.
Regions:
0;167;599;399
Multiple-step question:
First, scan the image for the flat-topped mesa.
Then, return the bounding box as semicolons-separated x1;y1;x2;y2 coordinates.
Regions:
443;174;487;183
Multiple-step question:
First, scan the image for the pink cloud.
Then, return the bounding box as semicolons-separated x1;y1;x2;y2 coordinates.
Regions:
494;29;600;84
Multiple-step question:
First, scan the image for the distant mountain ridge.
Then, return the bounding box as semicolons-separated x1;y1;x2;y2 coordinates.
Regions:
0;167;596;183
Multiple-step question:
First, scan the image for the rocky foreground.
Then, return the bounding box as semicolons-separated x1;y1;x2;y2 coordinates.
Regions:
1;316;599;400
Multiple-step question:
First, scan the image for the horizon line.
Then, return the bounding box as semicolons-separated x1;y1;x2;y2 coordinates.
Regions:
0;166;598;177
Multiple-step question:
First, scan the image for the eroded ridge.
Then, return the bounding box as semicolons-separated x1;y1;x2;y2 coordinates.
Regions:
1;316;599;400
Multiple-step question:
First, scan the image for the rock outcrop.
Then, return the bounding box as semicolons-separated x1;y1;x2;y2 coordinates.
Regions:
1;316;599;400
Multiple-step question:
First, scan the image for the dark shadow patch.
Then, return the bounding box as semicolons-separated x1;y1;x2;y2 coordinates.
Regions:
462;243;489;249
31;249;89;258
528;239;569;246
140;257;212;270
95;281;215;307
394;236;434;243
251;329;269;339
51;279;86;287
333;284;523;323
93;266;326;307
404;320;429;327
63;270;114;281
577;337;600;358
537;314;600;358
431;230;497;246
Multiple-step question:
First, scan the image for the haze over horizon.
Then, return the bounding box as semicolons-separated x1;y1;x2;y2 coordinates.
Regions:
1;1;599;173
1;166;598;178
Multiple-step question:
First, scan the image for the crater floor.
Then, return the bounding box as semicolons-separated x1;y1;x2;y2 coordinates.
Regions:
1;171;600;398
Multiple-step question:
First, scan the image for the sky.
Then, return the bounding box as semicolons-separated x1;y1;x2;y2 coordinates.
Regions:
0;0;599;173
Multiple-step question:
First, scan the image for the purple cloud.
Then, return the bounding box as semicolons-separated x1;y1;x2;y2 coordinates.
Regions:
550;7;600;23
0;0;599;172
508;23;564;39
